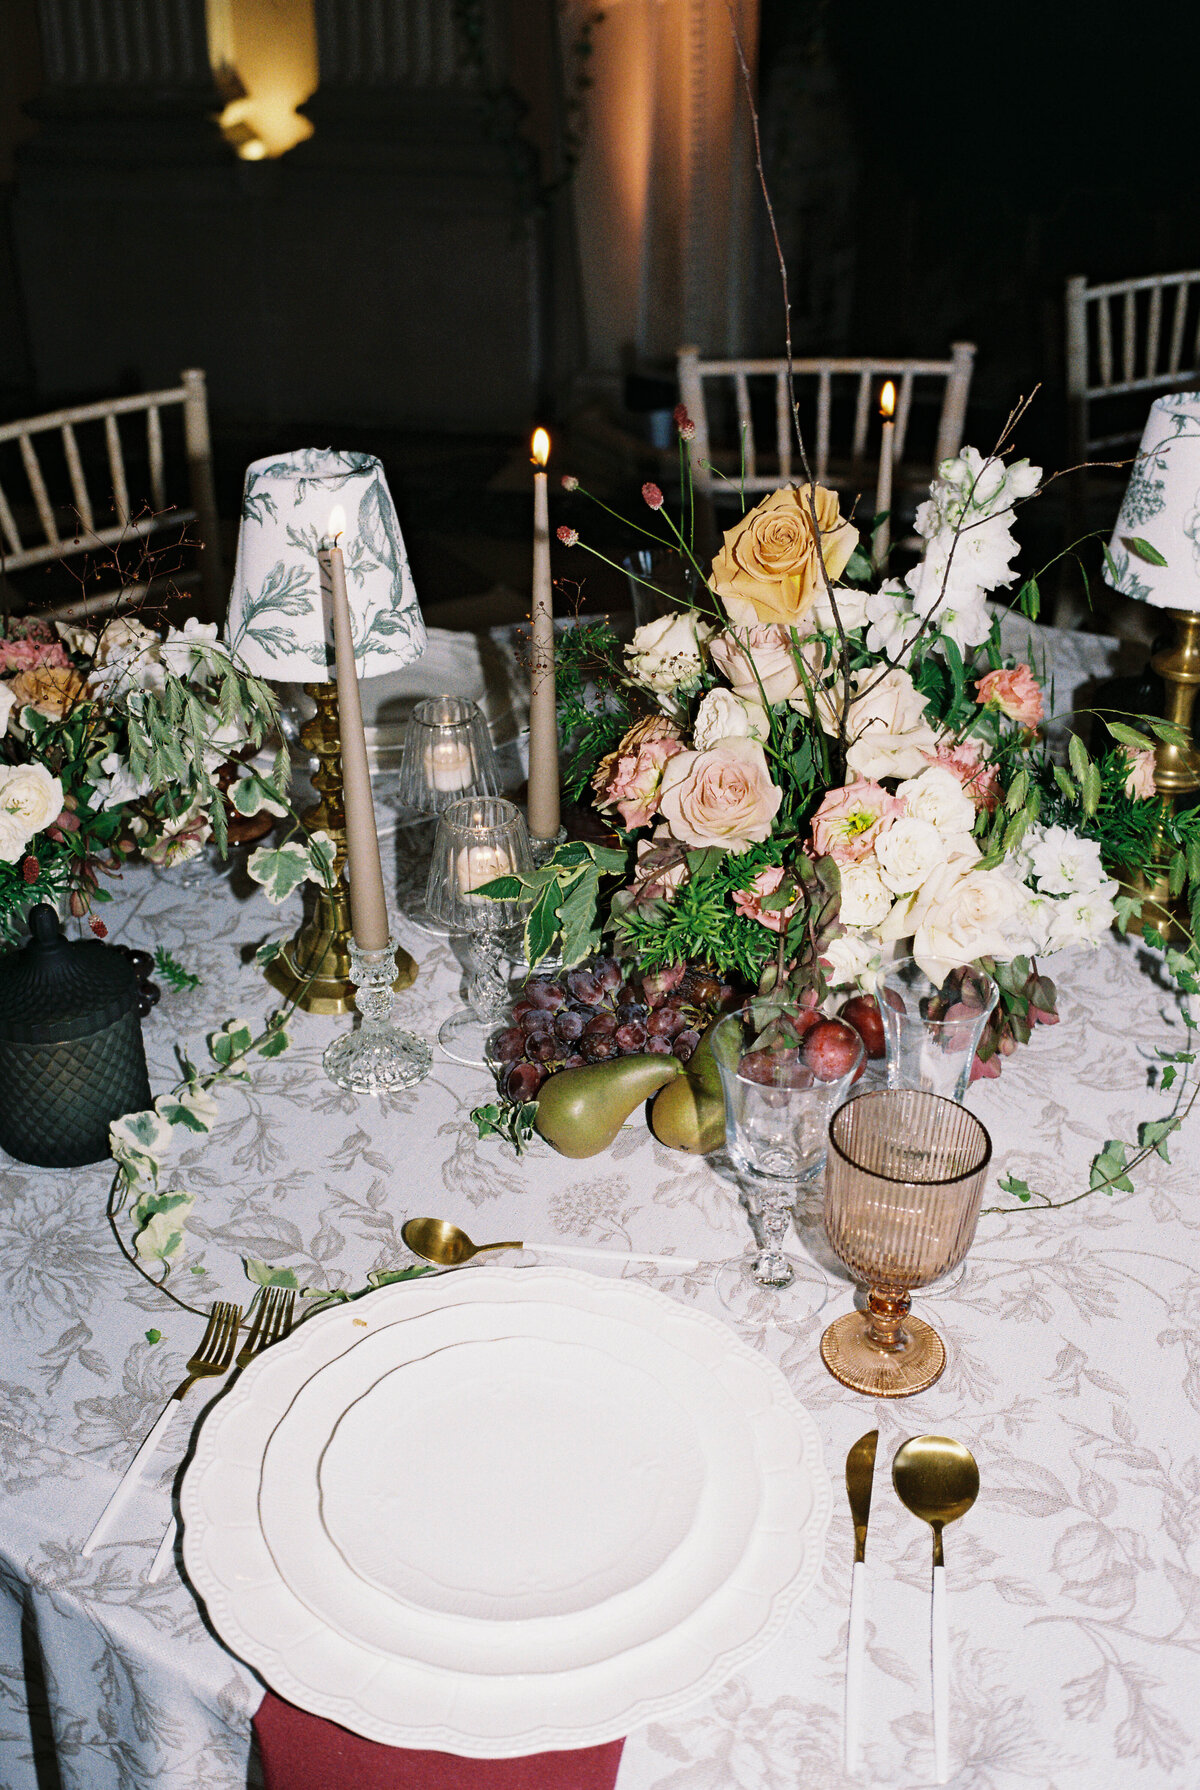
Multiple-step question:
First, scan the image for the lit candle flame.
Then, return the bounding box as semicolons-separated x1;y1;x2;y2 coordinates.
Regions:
879;380;896;420
531;428;551;467
328;504;346;542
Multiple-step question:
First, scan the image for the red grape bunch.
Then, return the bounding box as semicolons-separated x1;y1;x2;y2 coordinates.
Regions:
492;958;736;1104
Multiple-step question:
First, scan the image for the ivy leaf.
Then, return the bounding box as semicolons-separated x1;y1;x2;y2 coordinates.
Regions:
470;1099;539;1154
1161;1065;1178;1091
256;1023;291;1059
1089;1140;1134;1194
145;1329;162;1345
1120;535;1168;567
255;939;284;967
1138;1115;1181;1161
208;1019;255;1066
229;772;289;819
1113;893;1143;935
367;1264;437;1288
243;1259;301;1288
998;1172;1034;1203
110;1108;175;1163
155;1084;219;1134
247;841;320;904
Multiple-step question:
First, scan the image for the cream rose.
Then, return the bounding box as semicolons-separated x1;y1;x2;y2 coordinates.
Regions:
710;484;858;628
895;764;977;835
812;583;870;635
624;612;713;697
709;623;819;707
0;762;64;859
914;864;1030;981
657;737;782;853
836;859;893;929
878;838;983;944
692;687;769;749
873;816;947;895
821;667;939;782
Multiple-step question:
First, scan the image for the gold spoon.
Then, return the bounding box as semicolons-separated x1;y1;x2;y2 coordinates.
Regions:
893;1435;980;1786
401;1216;699;1271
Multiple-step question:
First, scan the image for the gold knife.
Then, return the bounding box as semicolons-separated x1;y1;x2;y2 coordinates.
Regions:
844;1429;878;1775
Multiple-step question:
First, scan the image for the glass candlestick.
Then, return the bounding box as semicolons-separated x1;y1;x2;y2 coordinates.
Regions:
322;936;432;1094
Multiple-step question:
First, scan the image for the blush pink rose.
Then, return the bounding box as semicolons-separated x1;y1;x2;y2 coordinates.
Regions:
658;737;782;853
923;737;1002;812
810;778;902;864
975;663;1044;728
733;865;799;933
709;624;818;707
1123;746;1156;800
593;736;684;829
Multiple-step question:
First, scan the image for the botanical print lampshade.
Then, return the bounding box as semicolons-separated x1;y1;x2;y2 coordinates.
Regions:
1106;392;1200;613
225;449;427;678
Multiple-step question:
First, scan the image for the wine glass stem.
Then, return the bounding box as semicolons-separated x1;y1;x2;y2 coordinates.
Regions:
865;1288;910;1351
468;931;508;1021
752;1186;795;1286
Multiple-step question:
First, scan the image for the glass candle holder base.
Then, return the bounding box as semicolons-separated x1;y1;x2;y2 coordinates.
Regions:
322;936;432;1094
715;1253;831;1324
819;1307;947;1398
437;1008;497;1067
528;824;567;868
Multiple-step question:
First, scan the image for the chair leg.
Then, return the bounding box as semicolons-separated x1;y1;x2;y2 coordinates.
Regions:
181;368;225;625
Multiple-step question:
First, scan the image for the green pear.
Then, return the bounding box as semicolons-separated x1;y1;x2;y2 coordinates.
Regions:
535;1054;681;1158
650;1024;726;1154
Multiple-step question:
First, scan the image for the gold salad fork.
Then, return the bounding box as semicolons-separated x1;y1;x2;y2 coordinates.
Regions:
147;1286;296;1583
82;1301;242;1558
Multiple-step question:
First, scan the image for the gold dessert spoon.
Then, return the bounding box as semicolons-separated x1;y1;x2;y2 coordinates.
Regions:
401;1216;698;1271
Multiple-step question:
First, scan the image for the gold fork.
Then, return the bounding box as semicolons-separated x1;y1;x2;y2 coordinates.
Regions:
147;1286;296;1583
82;1300;242;1557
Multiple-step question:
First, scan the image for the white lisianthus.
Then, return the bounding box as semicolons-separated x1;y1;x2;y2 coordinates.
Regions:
1022;888;1057;954
91;751;152;811
821;931;883;989
896;764;977;836
624;612;713;698
692;687;769;750
1045;885;1119;953
913;863;1031;982
1025;824;1110;897
812;584;870;635
874;816;949;895
837;859;893;929
864;583;922;661
0;762;64;858
161;616;224;681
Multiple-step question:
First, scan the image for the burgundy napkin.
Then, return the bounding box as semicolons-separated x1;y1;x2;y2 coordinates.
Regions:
253;1692;625;1790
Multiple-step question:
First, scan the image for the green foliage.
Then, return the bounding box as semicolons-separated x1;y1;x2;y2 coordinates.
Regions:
553;622;637;800
153;946;201;992
470;1100;540;1153
477;840;627;972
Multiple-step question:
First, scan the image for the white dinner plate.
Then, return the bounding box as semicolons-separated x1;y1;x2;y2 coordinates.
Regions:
258;1297;769;1672
182;1268;831;1756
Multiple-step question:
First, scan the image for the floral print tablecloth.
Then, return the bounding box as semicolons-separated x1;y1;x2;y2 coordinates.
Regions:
2;629;1198;1790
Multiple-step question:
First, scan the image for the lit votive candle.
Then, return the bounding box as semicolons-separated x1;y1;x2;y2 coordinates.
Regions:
456;842;514;900
424;735;474;793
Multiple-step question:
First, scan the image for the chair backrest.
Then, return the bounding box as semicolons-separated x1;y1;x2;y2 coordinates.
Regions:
0;368;223;623
676;343;976;501
1066;271;1200;460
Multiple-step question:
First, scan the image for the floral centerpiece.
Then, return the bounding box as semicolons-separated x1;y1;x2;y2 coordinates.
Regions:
0;611;287;943
502;425;1199;1103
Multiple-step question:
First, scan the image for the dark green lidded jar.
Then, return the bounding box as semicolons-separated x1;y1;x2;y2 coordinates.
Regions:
0;906;153;1167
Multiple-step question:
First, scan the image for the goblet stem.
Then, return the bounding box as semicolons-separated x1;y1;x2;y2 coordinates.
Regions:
467;930;509;1022
864;1288;911;1351
751;1186;796;1288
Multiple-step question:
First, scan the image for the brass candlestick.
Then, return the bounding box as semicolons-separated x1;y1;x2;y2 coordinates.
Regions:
264;682;417;1014
1121;608;1200;945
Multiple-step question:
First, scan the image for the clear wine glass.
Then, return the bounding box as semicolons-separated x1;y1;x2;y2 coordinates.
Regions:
425;797;533;1065
710;1005;865;1321
820;1089;992;1397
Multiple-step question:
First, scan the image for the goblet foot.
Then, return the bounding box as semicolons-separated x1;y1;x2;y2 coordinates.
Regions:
322;1026;432;1094
438;1008;500;1067
715;1254;831;1323
819;1308;946;1398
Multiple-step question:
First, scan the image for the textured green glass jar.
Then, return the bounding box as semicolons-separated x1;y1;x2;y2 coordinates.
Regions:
0;906;152;1168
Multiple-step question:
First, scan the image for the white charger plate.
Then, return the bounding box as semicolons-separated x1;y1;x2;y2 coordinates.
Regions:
258;1298;767;1672
182;1269;831;1756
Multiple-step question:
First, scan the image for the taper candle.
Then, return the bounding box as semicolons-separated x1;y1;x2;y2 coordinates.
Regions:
527;427;560;840
325;507;390;951
872;380;896;572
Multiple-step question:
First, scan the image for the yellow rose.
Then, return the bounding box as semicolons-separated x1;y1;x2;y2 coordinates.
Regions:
709;484;858;628
6;666;88;720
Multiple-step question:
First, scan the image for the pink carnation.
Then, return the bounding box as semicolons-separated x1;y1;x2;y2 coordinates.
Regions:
975;663;1044;728
923;737;1002;812
0;637;68;673
594;736;684;830
810;778;901;864
733;865;799;933
1123;746;1156;800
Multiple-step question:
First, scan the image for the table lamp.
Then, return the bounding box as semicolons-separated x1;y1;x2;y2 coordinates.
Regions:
226;448;427;1011
1104;392;1200;940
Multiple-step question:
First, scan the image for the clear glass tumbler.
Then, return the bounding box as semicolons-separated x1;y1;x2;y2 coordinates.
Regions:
880;958;998;1104
820;1089;992;1397
425;796;533;1065
711;1005;865;1316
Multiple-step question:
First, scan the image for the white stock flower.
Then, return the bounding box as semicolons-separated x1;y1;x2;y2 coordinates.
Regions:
1026;824;1110;897
692;687;769;750
0;762;63;857
822;931;883;989
160;617;223;681
812;584;870;635
896;764;977;835
624;612;713;697
864;583;922;661
1045;885;1118;953
837;859;893;929
913;863;1031;981
874;816;948;895
917;447;1041;535
91;751;152;811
